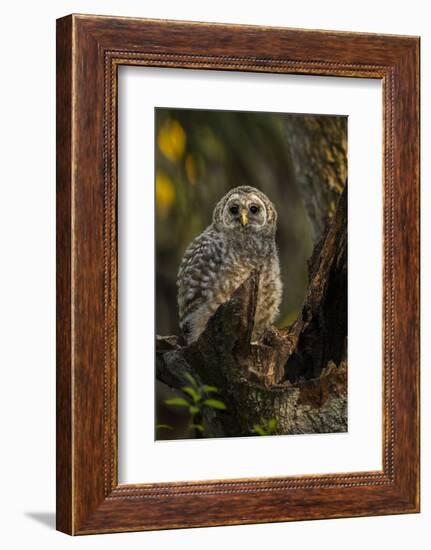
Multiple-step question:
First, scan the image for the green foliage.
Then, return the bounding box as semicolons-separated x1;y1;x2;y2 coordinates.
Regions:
181;386;200;403
164;397;189;407
252;418;278;436
184;372;199;388
190;423;205;433
251;425;267;436
155;424;173;431
163;375;227;437
202;385;218;393
202;399;226;410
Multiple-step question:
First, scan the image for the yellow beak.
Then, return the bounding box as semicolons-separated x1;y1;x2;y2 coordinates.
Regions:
240;210;249;226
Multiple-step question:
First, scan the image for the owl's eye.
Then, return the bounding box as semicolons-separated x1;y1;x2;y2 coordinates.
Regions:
249;205;260;214
229;205;239;215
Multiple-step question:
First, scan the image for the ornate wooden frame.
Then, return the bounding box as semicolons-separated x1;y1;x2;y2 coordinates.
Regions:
56;14;420;535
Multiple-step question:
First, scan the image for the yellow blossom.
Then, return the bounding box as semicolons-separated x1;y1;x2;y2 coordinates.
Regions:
156;171;175;218
185;153;197;184
157;119;186;162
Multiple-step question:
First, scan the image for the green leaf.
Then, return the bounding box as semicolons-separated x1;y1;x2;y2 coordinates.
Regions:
156;424;173;431
189;405;200;415
165;397;190;407
267;418;277;432
190;423;205;433
202;385;219;393
203;399;226;410
252;425;267;436
181;386;200;403
184;372;199;388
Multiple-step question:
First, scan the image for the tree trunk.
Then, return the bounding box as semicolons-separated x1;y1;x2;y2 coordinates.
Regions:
284;115;347;240
156;115;348;437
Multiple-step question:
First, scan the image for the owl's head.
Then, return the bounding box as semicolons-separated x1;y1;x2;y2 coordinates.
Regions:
213;186;277;235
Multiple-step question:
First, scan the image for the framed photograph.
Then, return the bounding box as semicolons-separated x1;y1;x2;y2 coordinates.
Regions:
56;14;420;534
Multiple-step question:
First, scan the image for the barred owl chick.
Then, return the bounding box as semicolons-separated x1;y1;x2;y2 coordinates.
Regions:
177;186;282;344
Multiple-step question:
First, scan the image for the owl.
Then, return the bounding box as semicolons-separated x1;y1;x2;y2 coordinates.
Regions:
177;186;283;344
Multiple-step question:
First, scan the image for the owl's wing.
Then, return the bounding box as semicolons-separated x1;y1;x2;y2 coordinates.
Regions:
177;226;253;343
177;227;225;339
